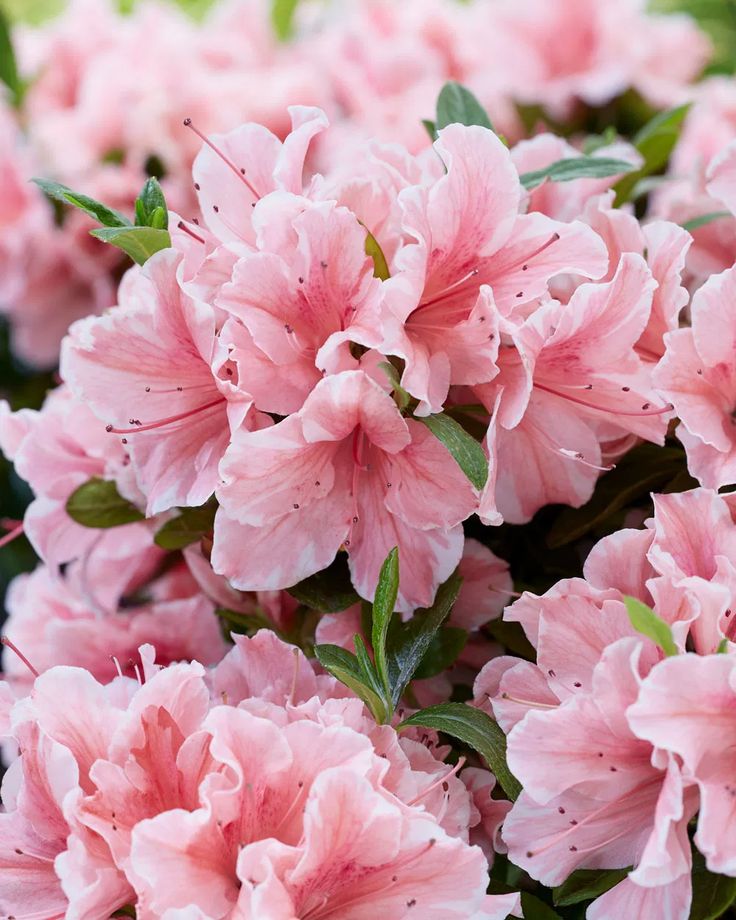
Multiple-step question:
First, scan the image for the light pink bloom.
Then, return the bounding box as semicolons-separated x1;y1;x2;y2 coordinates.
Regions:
502;639;697;919
61;249;258;514
655;264;736;489
629;653;736;876
213;369;477;611
384;123;608;414
216;195;385;415
478;253;671;523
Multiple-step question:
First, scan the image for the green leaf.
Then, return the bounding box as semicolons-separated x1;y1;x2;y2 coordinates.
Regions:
314;644;388;723
287;555;360;612
624;596;678;657
519;157;634;191
271;0;299;40
436;81;493;131
681;211;732;232
215;607;275;639
417;412;488;490
378;362;410;411
111;908;137;919
553;868;631;907
371;547;399;699
90;226;171;265
717;638;729;654
135;177;169;230
520;893;563;919
690;847;736;920
400;702;522;801
154;502;216;550
411;626;467;680
613;104;690;205
387;570;462;706
363;226;390;281
353;633;388;714
422;118;438;141
0;8;22;106
33;178;131;228
546;443;692;549
66;478;144;529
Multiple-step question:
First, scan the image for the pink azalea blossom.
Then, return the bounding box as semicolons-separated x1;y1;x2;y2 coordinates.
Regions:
213;369;477;611
655;264;736;489
61;249;259;514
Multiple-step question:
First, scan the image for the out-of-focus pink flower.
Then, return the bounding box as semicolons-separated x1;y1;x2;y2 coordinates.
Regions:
214;369;476;611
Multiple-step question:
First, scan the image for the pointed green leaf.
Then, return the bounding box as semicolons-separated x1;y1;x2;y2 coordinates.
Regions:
624;596;678;657
520;893;563;919
66;477;144;528
417;412;488;490
135;177;169;229
372;547;399;699
314;644;388;723
90;226;171;265
215;608;275;639
717;638;729;654
271;0;299;40
353;634;388;715
287;556;360;612
553;868;631;907
519;156;634;191
411;626;467;680
33;178;131;228
422;118;438;141
614;104;691;205
681;211;731;233
154;502;216;550
400;702;522;801
364;227;390;280
436;81;493;130
378;362;410;411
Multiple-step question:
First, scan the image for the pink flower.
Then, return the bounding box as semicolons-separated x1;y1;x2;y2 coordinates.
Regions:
2;563;227;693
477;253;671;523
213;369;477;611
628;653;736;876
216;195;385;415
384;123;608;414
502;639;697;919
654;264;736;489
61;249;258;514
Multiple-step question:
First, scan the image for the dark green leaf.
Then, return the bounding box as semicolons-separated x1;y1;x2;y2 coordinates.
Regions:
314;644;388;722
690;847;736;920
215;607;275;639
353;633;388;714
371;547;399;698
33;178;131;228
520;892;563;919
66;477;144;529
135;177;169;230
378;362;411;411
624;596;678;657
436;81;493;131
287;555;360;612
614;104;691;205
553;868;631;907
520;157;634;191
546;444;691;548
422;118;438;141
271;0;299;40
90;226;171;265
400;702;522;800
418;412;488;490
0;9;22;106
364;228;390;280
412;626;467;680
387;571;462;706
111;908;137;919
154;502;216;550
681;211;732;232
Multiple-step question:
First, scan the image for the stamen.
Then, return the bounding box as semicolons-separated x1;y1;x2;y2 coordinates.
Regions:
107;398;222;434
499;692;558;709
110;656;124;679
415;267;480;312
0;522;24;550
183;118;260;199
535;382;673;418
407;757;466;806
288;647;300;707
504;232;561;275
177;220;206;245
1;636;39;678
